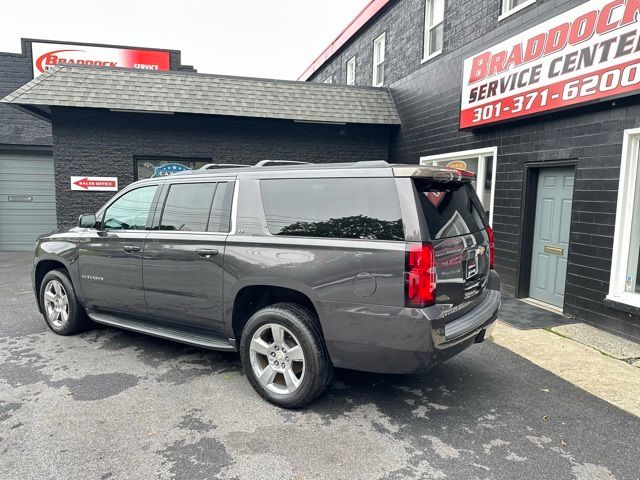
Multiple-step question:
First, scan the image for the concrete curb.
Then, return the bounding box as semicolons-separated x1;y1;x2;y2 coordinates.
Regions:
550;323;640;366
491;321;640;417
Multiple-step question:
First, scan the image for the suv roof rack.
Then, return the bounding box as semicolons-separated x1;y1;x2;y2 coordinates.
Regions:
254;160;313;167
199;163;250;170
171;159;388;177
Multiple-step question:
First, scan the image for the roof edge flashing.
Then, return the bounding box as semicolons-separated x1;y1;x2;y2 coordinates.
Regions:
109;108;174;115
298;0;392;81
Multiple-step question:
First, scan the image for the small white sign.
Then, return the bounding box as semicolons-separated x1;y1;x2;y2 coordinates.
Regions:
70;176;118;191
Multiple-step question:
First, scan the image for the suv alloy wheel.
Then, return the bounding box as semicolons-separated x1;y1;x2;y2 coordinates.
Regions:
240;303;333;408
40;269;90;335
249;322;306;394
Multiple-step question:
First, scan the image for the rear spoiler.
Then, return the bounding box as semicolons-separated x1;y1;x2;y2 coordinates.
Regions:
392;165;476;182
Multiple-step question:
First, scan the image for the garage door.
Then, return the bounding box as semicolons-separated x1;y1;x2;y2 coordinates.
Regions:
0;152;57;251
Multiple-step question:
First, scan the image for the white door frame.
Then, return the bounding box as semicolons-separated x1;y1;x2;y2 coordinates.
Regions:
607;127;640;308
420;147;498;226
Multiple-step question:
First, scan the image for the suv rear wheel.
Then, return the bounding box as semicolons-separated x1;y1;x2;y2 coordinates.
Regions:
240;303;333;408
40;269;90;335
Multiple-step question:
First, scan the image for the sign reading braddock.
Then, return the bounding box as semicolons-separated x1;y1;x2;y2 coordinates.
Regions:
460;0;640;129
31;42;170;79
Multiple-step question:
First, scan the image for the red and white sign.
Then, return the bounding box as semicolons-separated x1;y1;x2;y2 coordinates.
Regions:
461;0;640;129
32;42;170;78
71;176;118;191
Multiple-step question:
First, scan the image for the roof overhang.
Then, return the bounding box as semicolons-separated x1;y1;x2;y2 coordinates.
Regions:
9;104;52;123
1;65;401;126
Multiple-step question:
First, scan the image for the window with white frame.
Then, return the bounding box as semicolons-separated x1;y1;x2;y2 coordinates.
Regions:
608;128;640;307
423;0;444;60
323;76;333;84
500;0;537;19
420;147;497;226
346;56;356;85
372;33;386;87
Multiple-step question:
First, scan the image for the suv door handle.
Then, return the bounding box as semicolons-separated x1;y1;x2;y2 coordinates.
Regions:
122;245;140;253
196;248;219;258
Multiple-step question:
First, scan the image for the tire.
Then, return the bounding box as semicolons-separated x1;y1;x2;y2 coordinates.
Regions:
240;302;333;408
39;269;91;335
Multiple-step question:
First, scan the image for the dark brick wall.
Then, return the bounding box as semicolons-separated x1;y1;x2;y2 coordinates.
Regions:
0;39;194;147
50;107;392;227
308;0;640;340
308;0;557;87
309;0;426;86
0;44;52;146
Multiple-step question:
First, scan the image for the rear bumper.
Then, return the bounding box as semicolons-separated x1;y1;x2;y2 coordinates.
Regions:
320;271;501;374
428;288;501;369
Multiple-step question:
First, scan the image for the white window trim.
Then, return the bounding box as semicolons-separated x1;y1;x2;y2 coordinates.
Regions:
498;0;537;21
420;146;498;227
421;50;442;64
423;0;444;62
372;33;386;87
607;128;640;308
323;76;333;84
346;56;356;85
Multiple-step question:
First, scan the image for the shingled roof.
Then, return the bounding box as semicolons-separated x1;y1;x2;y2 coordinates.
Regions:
0;65;400;125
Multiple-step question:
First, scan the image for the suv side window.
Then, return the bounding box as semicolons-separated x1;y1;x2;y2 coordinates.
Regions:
260;177;404;241
159;183;217;231
208;181;235;233
103;185;158;230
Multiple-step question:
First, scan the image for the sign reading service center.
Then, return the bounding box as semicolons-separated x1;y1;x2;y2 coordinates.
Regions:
460;0;640;129
32;42;170;78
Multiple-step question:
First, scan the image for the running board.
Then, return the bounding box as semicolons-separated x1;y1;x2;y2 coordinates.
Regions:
87;311;237;352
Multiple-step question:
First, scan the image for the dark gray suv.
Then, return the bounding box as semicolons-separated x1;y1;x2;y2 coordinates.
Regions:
33;160;501;408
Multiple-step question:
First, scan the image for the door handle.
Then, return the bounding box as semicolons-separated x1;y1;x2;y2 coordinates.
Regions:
196;248;219;258
122;245;140;253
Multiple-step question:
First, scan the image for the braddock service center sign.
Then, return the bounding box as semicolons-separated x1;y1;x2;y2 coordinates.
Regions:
460;0;640;129
31;42;171;78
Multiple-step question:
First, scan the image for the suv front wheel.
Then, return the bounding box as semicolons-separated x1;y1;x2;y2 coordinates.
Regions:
40;269;90;335
240;303;333;408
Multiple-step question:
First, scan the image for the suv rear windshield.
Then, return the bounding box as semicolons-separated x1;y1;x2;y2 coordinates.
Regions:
414;179;486;240
260;177;404;241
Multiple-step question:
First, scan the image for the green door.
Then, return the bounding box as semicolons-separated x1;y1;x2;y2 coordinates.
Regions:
529;168;574;308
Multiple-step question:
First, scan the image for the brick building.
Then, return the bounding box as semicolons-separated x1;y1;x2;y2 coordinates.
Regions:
301;0;640;340
1;64;398;232
3;0;640;340
0;39;194;250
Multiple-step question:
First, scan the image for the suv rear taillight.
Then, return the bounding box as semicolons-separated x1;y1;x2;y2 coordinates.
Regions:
405;243;436;308
486;226;495;269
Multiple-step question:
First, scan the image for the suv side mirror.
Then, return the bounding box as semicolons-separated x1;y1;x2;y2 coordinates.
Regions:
78;214;97;228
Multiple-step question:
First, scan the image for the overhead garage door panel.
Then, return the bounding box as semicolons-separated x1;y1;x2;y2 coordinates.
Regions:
0;153;57;251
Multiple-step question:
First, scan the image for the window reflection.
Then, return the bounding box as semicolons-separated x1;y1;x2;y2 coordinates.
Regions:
261;178;404;241
159;183;217;232
103;185;158;230
415;182;485;240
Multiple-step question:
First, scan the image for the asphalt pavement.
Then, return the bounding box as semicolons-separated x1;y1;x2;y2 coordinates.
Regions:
1;252;639;480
